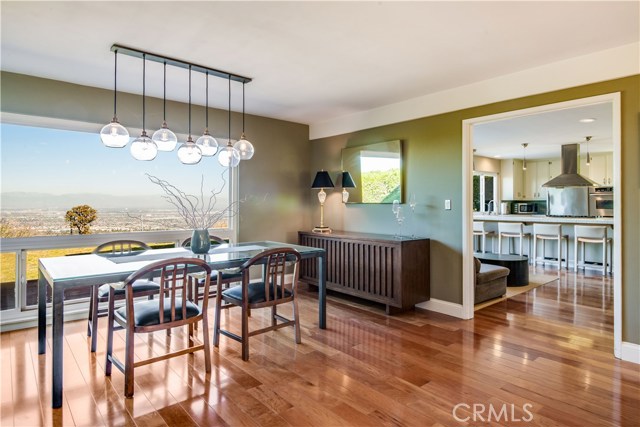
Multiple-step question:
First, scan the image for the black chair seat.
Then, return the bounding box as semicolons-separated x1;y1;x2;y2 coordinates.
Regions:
222;282;292;304
196;269;242;285
97;280;159;298
115;298;201;327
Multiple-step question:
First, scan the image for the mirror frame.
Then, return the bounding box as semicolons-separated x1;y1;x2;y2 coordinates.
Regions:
341;139;403;204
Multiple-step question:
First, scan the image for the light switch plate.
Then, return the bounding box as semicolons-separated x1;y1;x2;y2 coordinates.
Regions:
445;199;451;210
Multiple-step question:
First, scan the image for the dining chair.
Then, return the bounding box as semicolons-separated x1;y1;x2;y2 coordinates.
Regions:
87;240;160;352
213;247;302;361
105;257;212;398
181;235;242;305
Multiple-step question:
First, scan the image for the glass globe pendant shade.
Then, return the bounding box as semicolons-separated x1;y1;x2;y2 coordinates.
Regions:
177;137;203;165
233;133;254;160
100;118;130;148
218;143;241;168
195;130;219;156
151;122;178;151
130;131;158;161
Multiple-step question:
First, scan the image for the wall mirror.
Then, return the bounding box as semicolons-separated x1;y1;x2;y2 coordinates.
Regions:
341;139;403;204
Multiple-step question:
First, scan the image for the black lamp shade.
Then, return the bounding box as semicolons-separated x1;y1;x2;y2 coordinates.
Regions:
311;170;334;189
341;171;356;188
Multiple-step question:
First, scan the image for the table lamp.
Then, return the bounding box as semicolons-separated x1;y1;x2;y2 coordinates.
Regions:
341;171;356;203
311;170;334;233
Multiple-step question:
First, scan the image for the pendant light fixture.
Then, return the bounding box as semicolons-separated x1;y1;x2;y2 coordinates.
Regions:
130;54;158;161
521;143;528;171
233;82;255;160
151;61;178;151
177;65;203;165
585;136;592;166
100;50;130;148
195;71;219;156
218;76;241;168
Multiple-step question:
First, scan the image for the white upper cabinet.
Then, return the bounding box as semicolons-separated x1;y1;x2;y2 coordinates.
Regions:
582;152;613;186
501;159;524;200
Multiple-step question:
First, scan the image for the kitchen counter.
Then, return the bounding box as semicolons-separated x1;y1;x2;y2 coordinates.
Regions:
473;213;613;225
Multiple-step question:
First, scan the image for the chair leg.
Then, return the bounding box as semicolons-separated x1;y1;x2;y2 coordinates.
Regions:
201;317;211;373
532;236;537;266
292;299;301;344
574;239;579;272
602;238;607;277
124;325;135;398
241;302;249;361
498;234;502;254
271;305;277;327
213;293;222;347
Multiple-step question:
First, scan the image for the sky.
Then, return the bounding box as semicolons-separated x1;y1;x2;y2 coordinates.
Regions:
1;123;231;207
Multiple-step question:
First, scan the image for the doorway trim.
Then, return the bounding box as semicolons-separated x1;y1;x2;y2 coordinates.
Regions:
461;92;622;358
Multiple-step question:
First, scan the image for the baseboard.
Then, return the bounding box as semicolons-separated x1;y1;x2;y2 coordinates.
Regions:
620;342;640;364
415;299;467;319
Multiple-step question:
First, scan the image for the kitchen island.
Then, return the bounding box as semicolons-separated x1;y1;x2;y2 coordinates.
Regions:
473;214;613;272
473;213;613;225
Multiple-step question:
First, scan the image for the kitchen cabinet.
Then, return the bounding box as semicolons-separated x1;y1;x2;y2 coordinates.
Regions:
500;159;524;200
585;152;613;186
523;160;558;200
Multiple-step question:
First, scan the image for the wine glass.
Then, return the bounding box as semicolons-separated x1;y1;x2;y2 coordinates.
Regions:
392;199;400;216
409;194;417;238
395;206;405;239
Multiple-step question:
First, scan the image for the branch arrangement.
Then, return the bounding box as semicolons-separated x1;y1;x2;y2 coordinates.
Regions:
146;172;244;230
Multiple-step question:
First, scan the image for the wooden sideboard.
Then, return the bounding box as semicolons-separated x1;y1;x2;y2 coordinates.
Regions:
298;231;430;314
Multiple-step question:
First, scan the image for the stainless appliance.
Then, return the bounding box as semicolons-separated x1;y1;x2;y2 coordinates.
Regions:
500;202;510;215
547;187;590;217
516;203;537;214
589;186;613;217
542;143;599;188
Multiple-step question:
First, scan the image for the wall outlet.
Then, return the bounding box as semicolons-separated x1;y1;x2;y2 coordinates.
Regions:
445;199;451;210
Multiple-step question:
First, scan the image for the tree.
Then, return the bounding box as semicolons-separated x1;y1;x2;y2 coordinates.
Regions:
65;205;97;235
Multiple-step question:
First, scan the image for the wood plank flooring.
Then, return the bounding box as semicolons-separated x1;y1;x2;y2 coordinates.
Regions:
1;266;638;426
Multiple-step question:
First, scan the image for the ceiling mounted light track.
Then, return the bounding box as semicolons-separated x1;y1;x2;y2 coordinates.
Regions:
100;44;253;167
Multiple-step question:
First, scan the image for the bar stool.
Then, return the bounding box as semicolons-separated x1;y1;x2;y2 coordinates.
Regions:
574;225;612;276
498;222;531;259
473;221;495;253
532;224;569;270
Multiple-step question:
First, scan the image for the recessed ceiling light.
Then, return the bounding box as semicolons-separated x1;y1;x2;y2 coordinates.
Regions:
494;154;501;158
579;118;596;123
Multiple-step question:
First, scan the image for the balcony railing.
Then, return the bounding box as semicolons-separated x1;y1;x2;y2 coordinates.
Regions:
0;228;235;331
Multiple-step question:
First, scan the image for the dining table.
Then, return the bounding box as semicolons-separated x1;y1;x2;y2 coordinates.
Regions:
37;240;327;408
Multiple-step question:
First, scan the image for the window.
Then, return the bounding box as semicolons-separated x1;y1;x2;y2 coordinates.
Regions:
473;172;498;212
1;123;234;237
0;121;236;322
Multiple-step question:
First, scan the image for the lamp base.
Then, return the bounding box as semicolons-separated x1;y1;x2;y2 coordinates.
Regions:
312;226;332;234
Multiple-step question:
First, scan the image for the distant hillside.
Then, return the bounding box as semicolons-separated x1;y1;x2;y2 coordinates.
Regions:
0;192;170;210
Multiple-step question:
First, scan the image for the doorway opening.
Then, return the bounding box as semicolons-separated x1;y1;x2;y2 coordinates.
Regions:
461;93;622;358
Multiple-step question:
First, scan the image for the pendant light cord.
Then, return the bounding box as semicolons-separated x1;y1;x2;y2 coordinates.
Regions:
142;54;146;132
188;65;192;137
228;76;231;143
205;72;209;129
162;61;167;122
242;82;245;132
113;50;118;118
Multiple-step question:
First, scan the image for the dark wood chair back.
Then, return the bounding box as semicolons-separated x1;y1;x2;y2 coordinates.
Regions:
214;247;302;361
181;235;225;248
105;257;213;397
93;240;151;256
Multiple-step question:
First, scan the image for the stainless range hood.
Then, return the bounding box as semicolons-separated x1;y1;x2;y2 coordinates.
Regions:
542;143;599;187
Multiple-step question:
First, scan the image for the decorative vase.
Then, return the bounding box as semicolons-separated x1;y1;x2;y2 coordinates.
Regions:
190;229;211;254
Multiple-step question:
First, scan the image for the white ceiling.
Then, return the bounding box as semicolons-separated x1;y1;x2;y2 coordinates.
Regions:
1;1;638;130
473;102;613;160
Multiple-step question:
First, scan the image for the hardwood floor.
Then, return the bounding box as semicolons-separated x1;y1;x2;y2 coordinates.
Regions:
1;267;638;426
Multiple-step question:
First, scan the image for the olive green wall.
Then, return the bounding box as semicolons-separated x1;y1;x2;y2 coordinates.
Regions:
311;75;639;345
0;71;313;244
